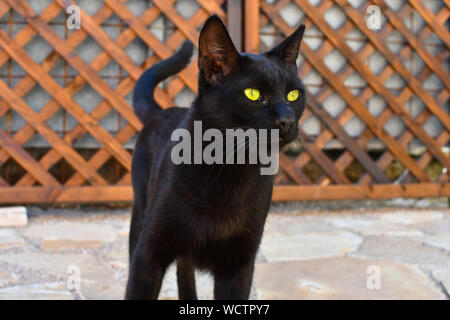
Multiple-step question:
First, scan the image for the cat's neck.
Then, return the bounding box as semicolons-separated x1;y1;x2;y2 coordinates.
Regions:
173;105;275;205
176;100;276;183
175;161;273;208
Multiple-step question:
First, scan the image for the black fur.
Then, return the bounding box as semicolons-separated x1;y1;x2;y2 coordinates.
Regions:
126;16;306;300
133;41;194;124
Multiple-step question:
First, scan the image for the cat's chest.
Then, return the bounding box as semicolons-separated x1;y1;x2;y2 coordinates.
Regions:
188;179;271;218
171;165;273;239
188;185;271;239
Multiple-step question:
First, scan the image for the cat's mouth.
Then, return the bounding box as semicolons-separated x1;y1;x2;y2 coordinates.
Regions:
279;127;299;145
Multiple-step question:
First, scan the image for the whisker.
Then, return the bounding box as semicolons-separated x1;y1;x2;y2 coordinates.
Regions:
210;140;250;184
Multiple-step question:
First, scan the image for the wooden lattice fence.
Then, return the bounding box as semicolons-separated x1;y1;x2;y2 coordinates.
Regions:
247;0;449;201
0;0;448;203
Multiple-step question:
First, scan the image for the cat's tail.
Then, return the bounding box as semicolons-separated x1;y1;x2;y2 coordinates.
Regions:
132;40;194;124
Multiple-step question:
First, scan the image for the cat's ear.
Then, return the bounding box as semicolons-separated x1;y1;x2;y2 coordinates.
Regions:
266;24;305;67
198;15;239;83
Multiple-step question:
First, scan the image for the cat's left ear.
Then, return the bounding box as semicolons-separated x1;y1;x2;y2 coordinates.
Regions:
198;15;240;83
266;24;305;68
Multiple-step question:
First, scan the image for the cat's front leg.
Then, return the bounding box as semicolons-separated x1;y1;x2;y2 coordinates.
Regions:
125;241;170;300
213;259;255;300
177;258;198;300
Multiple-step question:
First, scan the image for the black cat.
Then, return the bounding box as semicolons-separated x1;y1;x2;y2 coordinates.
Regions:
126;15;306;300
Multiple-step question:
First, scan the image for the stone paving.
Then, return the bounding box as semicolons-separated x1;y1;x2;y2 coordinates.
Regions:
0;204;449;300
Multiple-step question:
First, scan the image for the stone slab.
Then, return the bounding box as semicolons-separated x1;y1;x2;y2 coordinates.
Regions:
325;216;423;237
260;231;362;262
0;282;74;300
350;236;450;273
118;220;130;237
254;257;445;299
263;215;337;237
433;269;450;296
0;229;26;249
415;219;450;235
0;269;17;287
21;222;117;250
0;206;27;227
0;252;123;299
378;210;444;225
413;234;450;251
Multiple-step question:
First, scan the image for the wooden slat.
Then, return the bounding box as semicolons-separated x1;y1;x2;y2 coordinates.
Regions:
104;0;198;93
54;0;174;108
408;0;450;49
0;0;447;204
354;48;449;184
0;30;133;171
307;93;390;183
1;9;136;186
55;0;187;111
0;79;108;186
260;1;431;182
152;0;199;43
371;0;450;91
55;0;143;80
197;0;226;18
0;1;10;16
0;2;62;67
0;0;209;190
298;130;351;184
0;183;447;204
0;129;60;187
0;5;117;185
336;0;450;132
279;153;312;185
227;0;243;51
294;0;450;173
272;183;450;201
245;0;260;53
5;0;142;131
0;186;133;203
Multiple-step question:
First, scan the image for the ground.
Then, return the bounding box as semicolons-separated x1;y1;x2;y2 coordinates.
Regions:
0;201;449;300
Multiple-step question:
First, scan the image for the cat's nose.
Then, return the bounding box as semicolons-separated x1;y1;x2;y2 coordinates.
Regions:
274;118;295;136
273;105;295;136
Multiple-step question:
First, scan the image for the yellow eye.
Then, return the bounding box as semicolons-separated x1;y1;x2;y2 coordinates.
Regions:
287;89;299;102
244;88;260;101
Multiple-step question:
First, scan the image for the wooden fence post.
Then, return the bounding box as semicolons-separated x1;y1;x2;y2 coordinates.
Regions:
244;0;259;53
227;0;243;51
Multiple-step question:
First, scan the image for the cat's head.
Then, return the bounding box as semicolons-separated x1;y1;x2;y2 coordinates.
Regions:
197;15;306;145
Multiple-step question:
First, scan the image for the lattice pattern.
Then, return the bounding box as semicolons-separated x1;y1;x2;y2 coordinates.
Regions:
0;0;448;203
0;0;225;203
248;0;449;199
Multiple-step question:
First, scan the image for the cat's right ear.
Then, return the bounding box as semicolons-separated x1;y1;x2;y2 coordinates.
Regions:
265;24;305;68
198;15;240;83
